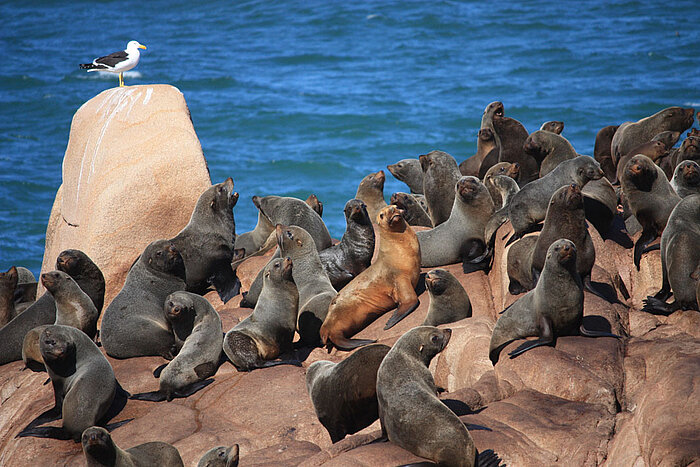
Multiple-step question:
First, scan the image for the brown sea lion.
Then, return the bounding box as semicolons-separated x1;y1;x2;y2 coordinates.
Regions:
82;426;184;467
390;192;432;227
593;125;619;182
475;101;504;178
540;120;564;134
611;106;694;166
672;135;700;167
0;266;18;327
320;205;421;350
460;128;498;177
614;139;668;184
491;240;620;364
620;154;681;269
355;170;388;222
197;445;240;467
483;162;520;208
671;160;700;198
387;158;424;194
422;269;472;326
493;112;537;185
523;130;576;177
306;343;391;443
643;194;700;314
305;194;323;217
421;150;462;226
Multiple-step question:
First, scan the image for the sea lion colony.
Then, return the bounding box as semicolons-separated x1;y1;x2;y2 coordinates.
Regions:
1;102;698;466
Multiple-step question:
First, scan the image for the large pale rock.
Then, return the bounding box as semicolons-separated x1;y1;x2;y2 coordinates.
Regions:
41;85;211;305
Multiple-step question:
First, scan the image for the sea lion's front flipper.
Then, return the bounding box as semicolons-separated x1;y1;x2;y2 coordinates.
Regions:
477;449;505;467
508;314;554;359
330;336;377;351
633;228;656;271
20;404;61;432
15;426;72;441
579;323;621;338
641;243;661;255
259;359;303;369
129;390;167;402
384;296;420;330
152;363;168;378
641;297;676;316
208;265;241;304
170;378;215;400
583;275;621;304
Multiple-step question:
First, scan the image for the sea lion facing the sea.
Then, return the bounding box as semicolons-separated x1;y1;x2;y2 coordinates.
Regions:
387;158;424;194
421;150;462;226
355;170;388;223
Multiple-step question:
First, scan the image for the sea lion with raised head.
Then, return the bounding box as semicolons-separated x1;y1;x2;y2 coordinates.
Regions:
474;101;505;178
355;170;388;223
306;343;391;443
101;240;186;359
460;128;498;177
82;426;184;467
197;445;240;467
0;249;104;366
672;135;700;167
305;194;323;217
169;178;240;303
483;162;520;208
420;150;462;226
422;269;472;326
593;125;620;182
387;159;424;194
224;257;299;371
493;112;537;185
491;240;620;364
131;292;222;401
321;205;421;350
614;140;668;184
671;160;700;197
523;130;576;177
620;154;681;269
643;194;700;314
390;192;432;227
540;120;564;134
17;325;128;441
318;199;375;289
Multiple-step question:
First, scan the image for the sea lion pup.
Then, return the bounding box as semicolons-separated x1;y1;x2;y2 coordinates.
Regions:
483;162;520;208
355;170;388;222
377;326;501;467
169;178;240;303
321;205;421;350
0;249;104;366
0;266;19;327
22;271;101;371
671;160;700;197
82;426;184;467
540;120;564;134
594;125;620;182
490;240;620;365
611;106;694;165
277;224;336;347
417;177;495;271
523;130;576;177
387;158;424;194
306;344;390;443
101;240;186;360
620;154;681;269
223;258;299;371
234;203;274;258
197;444;240;467
17;325;128;441
422;269;472;326
131;292;222;401
643;194;700;314
305;193;324;217
318;199;376;289
507;156;604;243
460;128;498;177
614;139;668;185
306;343;391;443
390;192;433;227
421;150;462;226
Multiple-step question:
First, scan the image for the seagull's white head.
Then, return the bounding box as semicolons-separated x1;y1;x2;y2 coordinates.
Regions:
127;40;147;51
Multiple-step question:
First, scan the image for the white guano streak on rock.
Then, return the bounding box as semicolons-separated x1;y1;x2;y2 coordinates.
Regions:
143;87;153;105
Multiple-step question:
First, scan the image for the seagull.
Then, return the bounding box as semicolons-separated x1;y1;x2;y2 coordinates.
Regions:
80;40;147;87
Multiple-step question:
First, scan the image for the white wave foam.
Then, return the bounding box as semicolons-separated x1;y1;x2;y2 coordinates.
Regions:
683;102;700;107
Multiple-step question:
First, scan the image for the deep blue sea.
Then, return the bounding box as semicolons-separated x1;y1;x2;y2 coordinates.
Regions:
1;1;699;276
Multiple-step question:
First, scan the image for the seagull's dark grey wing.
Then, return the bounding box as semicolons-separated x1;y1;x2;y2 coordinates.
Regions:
94;51;129;67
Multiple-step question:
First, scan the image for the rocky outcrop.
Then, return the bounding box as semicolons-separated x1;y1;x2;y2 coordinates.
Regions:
40;85;211;305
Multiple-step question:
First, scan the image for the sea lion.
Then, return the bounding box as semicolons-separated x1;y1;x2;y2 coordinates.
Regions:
611;106;694;166
305;194;323;217
420;150;462;226
14;267;37;313
321;205;421;350
523;130;576;177
493;113;537;185
483;162;520;208
507;156;604;242
0;266;18;327
620;154;681;269
651;130;681;150
355;170;388;223
475;102;504;179
614;140;668;185
131;292;222;401
540;120;564;134
22;271;101;371
460;128;498;177
0;250;104;366
389;192;432;227
593;125;620;182
318;199;375;289
101;240;186;359
671;160;700;197
643;194;700;314
387;158;424;194
490;240;620;364
672;135;700;167
17;325;128;441
197;445;240;467
377;326;499;467
422;269;472;326
581;176;619;236
169;178;240;303
483;175;521;247
277;224;336;347
417;176;494;271
306;343;391;443
82;426;184;467
234;204;274;258
223;257;299;371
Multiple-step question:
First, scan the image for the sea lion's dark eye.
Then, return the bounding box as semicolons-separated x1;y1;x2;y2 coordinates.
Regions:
156;251;162;256
380;214;384;219
430;335;438;343
286;231;293;239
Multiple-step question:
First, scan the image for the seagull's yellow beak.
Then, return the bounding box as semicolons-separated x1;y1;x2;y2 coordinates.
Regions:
139;44;147;50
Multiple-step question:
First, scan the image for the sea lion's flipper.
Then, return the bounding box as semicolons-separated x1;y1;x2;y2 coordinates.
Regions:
498;302;516;315
641;243;660;255
330;336;377;351
15;426;72;440
258;359;303;369
20;405;61;431
462;244;492;274
613;273;630;301
508;279;527;296
152;363;168;378
633;229;656;271
584;275;621;304
505;232;521;247
579;323;621;338
130;390;167;402
43;377;51;385
477;449;505;467
384;299;420;330
104;418;133;432
208;266;241;304
508;315;553;359
641;297;676;316
171;378;215;400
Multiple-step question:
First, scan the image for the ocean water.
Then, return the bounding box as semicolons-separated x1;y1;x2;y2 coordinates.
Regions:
1;1;699;276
